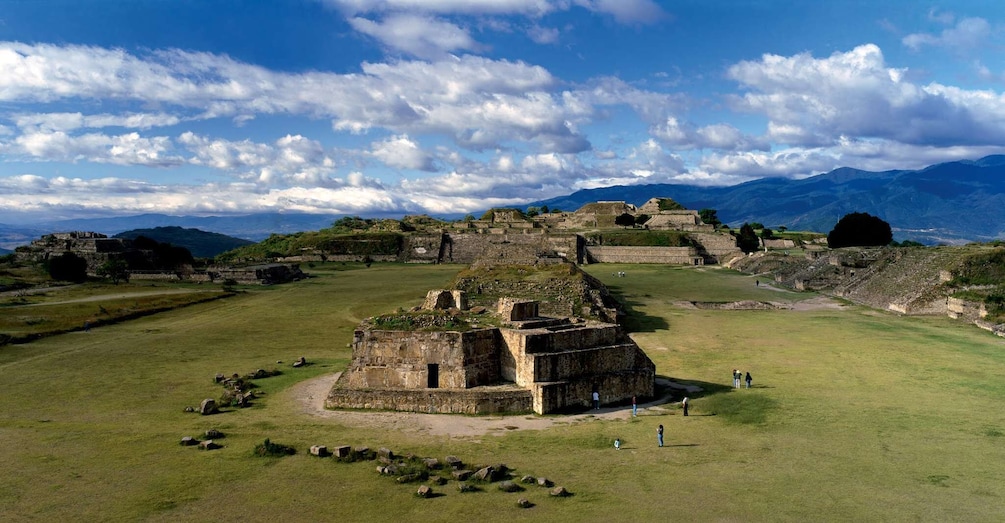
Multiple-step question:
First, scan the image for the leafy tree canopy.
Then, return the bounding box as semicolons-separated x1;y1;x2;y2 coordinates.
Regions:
615;212;636;228
735;223;760;253
698;208;721;227
45;252;88;282
827;212;893;248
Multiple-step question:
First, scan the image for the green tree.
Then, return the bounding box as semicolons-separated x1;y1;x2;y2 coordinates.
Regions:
698;208;721;227
634;214;651;227
749;222;765;230
615;213;636;229
760;228;774;239
45;252;88;282
540;205;550;214
96;259;130;284
827;212;893;248
526;206;540;217
735;223;761;253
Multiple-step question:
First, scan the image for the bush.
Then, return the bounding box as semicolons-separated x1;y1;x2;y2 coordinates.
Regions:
253;438;296;457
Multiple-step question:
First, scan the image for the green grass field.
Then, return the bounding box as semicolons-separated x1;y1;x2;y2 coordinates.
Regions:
1;262;1003;521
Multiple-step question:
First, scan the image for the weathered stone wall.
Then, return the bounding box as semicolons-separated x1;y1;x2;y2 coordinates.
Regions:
585;246;701;265
343;329;501;389
401;234;444;263
326;386;532;414
531;343;641;382
691;232;742;262
443;232;580;265
532;363;655;414
521;324;620;353
213;264;304;285
947;297;986;321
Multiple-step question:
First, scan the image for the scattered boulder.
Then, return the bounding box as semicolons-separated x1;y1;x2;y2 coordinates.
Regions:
550;486;570;497
444;455;463;469
199;440;220;450
497;480;523;493
377;447;394;460
474;466;503;482
432;476;447;486
310;445;329;457
199;398;218;415
520;475;536;484
183;406;195;413
214;373;225;383
180;436;198;446
397;474;420;484
537;477;554;488
457;482;478;493
292;356;307;368
422;458;441;470
334;445;352;458
204;429;223;439
452;469;473;481
516;498;533;508
416;485;433;498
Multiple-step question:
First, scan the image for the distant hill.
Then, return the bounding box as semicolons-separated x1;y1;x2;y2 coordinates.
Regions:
532;155;1005;245
3;156;1005;247
113;226;255;258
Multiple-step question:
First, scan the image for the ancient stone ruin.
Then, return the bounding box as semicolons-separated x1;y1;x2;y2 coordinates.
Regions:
326;289;655;415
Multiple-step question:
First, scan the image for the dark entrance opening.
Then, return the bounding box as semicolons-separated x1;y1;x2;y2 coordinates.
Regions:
427;363;439;388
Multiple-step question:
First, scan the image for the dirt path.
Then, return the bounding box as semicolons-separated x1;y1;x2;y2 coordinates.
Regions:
284;373;691;439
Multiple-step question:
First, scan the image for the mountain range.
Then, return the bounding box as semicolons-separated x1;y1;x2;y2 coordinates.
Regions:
532;155;1005;245
2;155;1004;251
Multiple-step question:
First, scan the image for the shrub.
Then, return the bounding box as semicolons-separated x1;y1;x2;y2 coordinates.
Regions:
253;438;296;457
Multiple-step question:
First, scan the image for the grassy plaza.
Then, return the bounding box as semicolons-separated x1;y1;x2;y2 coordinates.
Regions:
1;262;1002;521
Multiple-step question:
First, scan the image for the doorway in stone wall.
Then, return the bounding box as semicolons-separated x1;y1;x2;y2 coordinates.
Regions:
427;363;439;388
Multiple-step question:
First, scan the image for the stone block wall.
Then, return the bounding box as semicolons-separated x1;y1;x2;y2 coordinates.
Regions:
530;342;641;382
521;324;620;353
532;364;655;414
343;329;501;389
690;233;742;262
401;234;444;263
947;297;986;321
443;232;579;265
585;246;701;265
326;386;532;414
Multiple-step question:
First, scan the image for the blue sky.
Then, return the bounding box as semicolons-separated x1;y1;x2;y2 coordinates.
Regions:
1;0;1004;223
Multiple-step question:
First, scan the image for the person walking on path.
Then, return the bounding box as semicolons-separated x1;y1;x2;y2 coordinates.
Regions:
745;371;752;389
682;396;689;416
657;424;664;447
592;390;600;410
632;395;637;417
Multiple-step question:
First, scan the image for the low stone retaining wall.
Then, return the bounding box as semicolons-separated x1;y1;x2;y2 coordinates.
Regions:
326;387;533;414
585;246;701;265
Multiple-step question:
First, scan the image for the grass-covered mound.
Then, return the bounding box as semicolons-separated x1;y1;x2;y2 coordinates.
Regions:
452;263;619;321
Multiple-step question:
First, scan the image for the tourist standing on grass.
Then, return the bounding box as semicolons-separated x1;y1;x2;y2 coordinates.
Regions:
745;372;752;389
682;396;689;416
632;395;637;417
614;438;621;450
657;424;664;447
733;369;741;388
593;390;600;410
